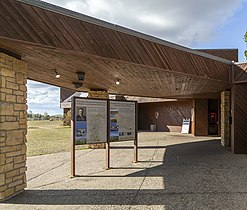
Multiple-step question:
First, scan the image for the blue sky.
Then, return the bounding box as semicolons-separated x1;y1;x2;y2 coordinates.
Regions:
27;0;247;115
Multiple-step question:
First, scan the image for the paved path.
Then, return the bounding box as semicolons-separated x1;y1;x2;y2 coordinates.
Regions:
1;132;247;209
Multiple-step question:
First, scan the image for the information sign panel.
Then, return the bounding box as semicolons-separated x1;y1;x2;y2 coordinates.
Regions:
110;100;136;141
74;98;107;144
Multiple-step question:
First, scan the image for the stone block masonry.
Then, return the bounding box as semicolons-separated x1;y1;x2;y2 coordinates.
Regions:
221;91;231;147
0;52;27;201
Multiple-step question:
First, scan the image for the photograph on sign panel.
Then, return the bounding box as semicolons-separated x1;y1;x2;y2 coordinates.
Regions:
76;107;87;121
75;107;87;144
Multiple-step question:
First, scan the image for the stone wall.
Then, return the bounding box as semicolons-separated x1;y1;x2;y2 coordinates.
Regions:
221;91;231;147
0;53;27;201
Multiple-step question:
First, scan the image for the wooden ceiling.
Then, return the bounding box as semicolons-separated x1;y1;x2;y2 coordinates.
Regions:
0;0;236;98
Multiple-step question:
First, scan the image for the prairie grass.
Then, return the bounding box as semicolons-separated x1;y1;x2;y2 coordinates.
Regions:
27;120;76;156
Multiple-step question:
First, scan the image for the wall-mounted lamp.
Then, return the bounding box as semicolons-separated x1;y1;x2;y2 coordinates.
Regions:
55;69;60;79
116;79;120;85
77;71;85;81
72;82;83;89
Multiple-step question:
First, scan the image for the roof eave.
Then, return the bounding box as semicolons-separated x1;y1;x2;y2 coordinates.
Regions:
16;0;232;65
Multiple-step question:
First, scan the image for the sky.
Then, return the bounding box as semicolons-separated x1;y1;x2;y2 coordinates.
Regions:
27;0;247;115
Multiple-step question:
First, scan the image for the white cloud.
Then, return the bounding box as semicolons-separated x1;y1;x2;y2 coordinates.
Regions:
43;0;245;46
27;80;62;115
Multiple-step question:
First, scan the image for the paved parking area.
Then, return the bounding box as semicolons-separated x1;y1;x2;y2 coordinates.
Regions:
1;132;247;209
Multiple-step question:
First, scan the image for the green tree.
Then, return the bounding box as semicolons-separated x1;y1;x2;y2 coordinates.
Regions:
43;111;50;120
28;110;33;118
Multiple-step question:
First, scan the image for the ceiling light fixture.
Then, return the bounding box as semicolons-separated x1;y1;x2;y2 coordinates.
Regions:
72;82;83;89
77;71;85;81
116;79;120;85
55;69;60;78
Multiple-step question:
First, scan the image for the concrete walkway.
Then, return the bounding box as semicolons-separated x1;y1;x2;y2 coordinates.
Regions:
1;132;247;209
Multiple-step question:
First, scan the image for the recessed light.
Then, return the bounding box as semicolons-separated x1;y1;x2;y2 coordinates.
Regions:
55;69;60;79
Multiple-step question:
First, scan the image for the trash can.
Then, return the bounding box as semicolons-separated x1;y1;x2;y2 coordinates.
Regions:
150;124;156;132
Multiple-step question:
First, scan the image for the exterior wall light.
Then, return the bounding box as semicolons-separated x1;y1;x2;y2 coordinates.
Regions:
77;71;85;81
72;82;83;89
116;79;120;85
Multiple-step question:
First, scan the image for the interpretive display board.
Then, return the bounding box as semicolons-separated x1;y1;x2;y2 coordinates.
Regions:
73;98;107;144
71;97;138;176
110;100;136;142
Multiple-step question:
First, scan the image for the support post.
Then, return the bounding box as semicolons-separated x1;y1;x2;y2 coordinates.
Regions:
105;140;110;169
221;91;231;147
0;52;27;201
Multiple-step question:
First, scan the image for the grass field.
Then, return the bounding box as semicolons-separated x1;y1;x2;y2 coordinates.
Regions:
27;120;72;156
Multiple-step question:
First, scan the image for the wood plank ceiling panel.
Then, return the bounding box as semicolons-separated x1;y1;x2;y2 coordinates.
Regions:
0;1;231;74
0;0;233;98
1;38;229;97
2;36;216;93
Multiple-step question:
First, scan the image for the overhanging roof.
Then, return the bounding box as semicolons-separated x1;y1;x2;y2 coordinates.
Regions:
0;0;237;98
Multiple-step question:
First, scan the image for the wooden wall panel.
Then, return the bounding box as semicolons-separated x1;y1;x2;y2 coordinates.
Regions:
194;99;208;136
232;83;247;154
235;64;247;82
138;100;193;132
197;49;238;62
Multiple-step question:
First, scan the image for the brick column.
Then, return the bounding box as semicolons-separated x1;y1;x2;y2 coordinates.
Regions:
0;53;27;201
221;91;231;147
87;90;109;149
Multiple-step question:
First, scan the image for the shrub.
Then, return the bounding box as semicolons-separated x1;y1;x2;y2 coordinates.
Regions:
63;110;71;126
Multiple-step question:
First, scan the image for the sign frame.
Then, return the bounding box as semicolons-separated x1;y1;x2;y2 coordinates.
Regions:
71;97;138;176
109;99;138;163
71;97;108;176
109;99;137;142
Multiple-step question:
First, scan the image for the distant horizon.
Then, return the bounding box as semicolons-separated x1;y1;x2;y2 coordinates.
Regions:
27;110;63;116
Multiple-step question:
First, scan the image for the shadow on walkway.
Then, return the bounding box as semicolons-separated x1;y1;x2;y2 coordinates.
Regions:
4;139;247;208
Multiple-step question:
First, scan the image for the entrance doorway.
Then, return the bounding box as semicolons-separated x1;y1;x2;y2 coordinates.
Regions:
208;99;219;135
